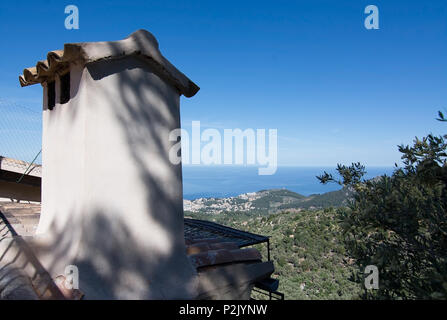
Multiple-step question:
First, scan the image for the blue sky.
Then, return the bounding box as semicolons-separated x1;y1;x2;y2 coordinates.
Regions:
0;0;446;166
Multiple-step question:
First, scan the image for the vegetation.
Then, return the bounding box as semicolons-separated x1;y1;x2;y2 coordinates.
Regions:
318;112;447;299
278;187;353;210
188;112;447;300
187;208;363;299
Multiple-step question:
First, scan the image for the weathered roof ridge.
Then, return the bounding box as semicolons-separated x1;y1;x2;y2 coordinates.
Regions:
19;29;199;97
0;155;42;177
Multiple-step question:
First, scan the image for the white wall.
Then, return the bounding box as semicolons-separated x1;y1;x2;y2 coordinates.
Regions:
34;56;197;299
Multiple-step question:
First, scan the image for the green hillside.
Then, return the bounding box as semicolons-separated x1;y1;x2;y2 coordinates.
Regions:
187;208;363;300
251;189;307;212
278;187;353;210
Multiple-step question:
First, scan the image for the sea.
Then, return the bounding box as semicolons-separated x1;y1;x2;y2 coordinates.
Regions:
182;166;395;200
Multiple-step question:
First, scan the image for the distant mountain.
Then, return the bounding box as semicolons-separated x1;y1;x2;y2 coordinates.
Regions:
184;187;353;215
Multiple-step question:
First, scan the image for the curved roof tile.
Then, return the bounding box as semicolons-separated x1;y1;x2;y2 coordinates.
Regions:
19;29;199;98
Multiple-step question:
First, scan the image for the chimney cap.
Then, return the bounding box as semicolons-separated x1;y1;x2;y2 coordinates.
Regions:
19;29;199;98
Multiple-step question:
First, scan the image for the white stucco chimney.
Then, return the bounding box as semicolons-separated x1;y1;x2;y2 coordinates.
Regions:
19;29;200;299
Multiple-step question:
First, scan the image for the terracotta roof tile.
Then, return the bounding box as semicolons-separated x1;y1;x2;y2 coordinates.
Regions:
187;246;262;269
186;241;239;255
19;29;199;97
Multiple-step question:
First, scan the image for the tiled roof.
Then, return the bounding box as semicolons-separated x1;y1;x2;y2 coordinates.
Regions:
19;29;200;97
186;240;262;269
184;219;268;271
0;208;66;300
184;218;269;248
0;202;41;235
0;156;42;177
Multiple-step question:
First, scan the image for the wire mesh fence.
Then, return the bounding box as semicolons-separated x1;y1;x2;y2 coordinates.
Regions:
0;98;42;164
